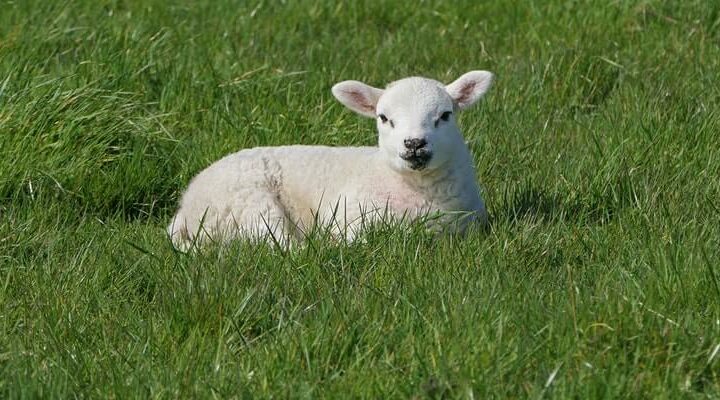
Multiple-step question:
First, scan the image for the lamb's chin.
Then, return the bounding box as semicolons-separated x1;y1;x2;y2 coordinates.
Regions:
389;160;434;175
404;162;428;171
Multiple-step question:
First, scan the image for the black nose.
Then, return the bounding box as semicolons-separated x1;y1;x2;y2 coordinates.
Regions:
404;138;427;151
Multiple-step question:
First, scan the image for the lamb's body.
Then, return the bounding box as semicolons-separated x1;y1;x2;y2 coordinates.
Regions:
168;144;485;247
168;71;494;249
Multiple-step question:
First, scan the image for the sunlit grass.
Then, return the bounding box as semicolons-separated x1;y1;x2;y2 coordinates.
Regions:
1;0;719;397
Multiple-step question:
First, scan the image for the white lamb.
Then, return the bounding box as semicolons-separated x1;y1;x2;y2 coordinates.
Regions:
168;70;494;249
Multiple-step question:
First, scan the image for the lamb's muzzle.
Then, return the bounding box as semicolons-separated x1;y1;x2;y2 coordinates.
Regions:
400;137;432;170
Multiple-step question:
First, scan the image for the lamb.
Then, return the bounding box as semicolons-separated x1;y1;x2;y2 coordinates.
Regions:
167;70;494;249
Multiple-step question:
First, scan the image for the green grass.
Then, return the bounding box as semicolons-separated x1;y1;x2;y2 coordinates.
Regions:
1;0;719;397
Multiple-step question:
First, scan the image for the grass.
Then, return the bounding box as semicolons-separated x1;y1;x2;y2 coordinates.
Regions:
1;0;719;397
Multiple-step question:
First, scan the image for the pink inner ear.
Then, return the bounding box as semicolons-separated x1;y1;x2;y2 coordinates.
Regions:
458;81;476;103
348;91;374;113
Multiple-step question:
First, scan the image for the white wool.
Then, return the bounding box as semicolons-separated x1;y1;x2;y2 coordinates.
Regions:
168;71;494;249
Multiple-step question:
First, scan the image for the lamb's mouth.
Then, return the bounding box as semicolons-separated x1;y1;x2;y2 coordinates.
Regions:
400;150;432;170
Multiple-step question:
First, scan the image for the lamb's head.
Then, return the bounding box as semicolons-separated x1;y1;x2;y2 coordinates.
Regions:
332;71;493;173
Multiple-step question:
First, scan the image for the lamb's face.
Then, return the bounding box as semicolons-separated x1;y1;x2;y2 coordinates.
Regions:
375;78;460;172
332;71;494;173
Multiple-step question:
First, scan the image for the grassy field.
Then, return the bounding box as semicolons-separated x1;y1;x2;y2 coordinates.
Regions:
1;0;719;398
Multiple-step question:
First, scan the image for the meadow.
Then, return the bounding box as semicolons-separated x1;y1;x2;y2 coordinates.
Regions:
1;0;719;398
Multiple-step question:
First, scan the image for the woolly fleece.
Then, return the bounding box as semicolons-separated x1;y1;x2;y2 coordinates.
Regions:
168;71;494;249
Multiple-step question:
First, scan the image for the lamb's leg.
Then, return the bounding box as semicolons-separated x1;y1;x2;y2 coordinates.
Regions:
327;203;382;244
168;190;295;251
227;201;295;248
167;214;193;252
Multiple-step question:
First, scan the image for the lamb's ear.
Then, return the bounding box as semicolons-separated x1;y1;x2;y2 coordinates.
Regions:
445;71;494;110
331;80;384;118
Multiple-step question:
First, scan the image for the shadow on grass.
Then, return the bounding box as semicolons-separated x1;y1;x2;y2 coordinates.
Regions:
492;186;617;227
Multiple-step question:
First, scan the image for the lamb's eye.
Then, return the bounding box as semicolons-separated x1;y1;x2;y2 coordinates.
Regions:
378;114;388;123
434;111;453;127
